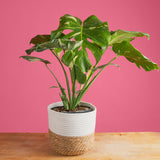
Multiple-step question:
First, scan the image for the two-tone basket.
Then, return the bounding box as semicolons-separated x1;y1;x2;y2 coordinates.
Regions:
48;101;96;155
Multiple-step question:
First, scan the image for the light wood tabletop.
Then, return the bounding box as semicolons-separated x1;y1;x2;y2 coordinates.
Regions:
0;132;160;160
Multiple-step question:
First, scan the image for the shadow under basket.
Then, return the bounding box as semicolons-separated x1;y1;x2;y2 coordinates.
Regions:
49;129;95;156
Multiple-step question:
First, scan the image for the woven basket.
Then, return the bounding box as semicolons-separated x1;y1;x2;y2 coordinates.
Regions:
48;101;96;156
49;129;94;155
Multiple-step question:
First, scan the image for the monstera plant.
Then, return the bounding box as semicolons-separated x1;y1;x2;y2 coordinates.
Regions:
20;14;159;156
21;14;159;111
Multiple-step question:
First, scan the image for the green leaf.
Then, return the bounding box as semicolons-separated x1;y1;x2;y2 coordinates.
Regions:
74;65;86;84
55;14;110;72
61;50;75;68
49;86;59;88
25;47;36;55
25;39;82;55
83;15;110;49
20;56;51;64
75;49;92;72
49;85;66;92
50;32;65;57
109;30;149;45
112;41;159;71
30;35;51;45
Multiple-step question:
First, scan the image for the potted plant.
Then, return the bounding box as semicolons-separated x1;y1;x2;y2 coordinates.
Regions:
20;14;159;155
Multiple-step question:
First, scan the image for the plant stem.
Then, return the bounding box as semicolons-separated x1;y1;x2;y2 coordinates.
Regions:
85;65;97;87
45;64;68;110
71;66;76;110
50;50;72;108
45;64;60;86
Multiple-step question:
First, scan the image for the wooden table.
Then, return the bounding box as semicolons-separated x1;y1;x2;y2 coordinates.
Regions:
0;133;160;160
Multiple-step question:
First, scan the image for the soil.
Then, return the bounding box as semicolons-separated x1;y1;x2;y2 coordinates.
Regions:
52;105;94;113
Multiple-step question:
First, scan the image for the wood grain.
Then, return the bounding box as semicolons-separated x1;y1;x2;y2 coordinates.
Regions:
0;132;160;160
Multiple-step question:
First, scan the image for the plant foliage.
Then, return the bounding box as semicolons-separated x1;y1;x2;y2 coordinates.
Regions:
20;14;159;110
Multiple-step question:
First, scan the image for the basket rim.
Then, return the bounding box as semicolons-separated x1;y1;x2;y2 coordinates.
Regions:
48;101;96;115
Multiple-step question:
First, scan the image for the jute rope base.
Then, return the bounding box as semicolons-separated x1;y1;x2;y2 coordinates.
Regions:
49;129;95;156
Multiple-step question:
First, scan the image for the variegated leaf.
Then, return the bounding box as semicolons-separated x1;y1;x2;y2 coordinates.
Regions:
20;56;51;64
25;39;82;55
112;41;159;71
109;30;149;46
53;14;110;72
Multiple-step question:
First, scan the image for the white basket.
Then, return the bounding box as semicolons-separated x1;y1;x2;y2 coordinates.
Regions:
48;101;96;137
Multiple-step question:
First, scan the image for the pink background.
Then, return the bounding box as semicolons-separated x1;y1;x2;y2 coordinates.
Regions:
0;0;160;132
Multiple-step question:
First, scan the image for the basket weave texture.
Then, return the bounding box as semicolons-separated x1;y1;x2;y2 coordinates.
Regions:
49;129;95;156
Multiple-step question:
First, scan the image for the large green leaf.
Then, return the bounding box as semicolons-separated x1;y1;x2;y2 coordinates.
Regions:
53;14;110;72
20;55;51;64
109;30;149;46
112;41;159;71
25;39;82;55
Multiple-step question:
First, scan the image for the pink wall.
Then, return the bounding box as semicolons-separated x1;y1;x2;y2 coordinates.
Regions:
0;0;160;132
